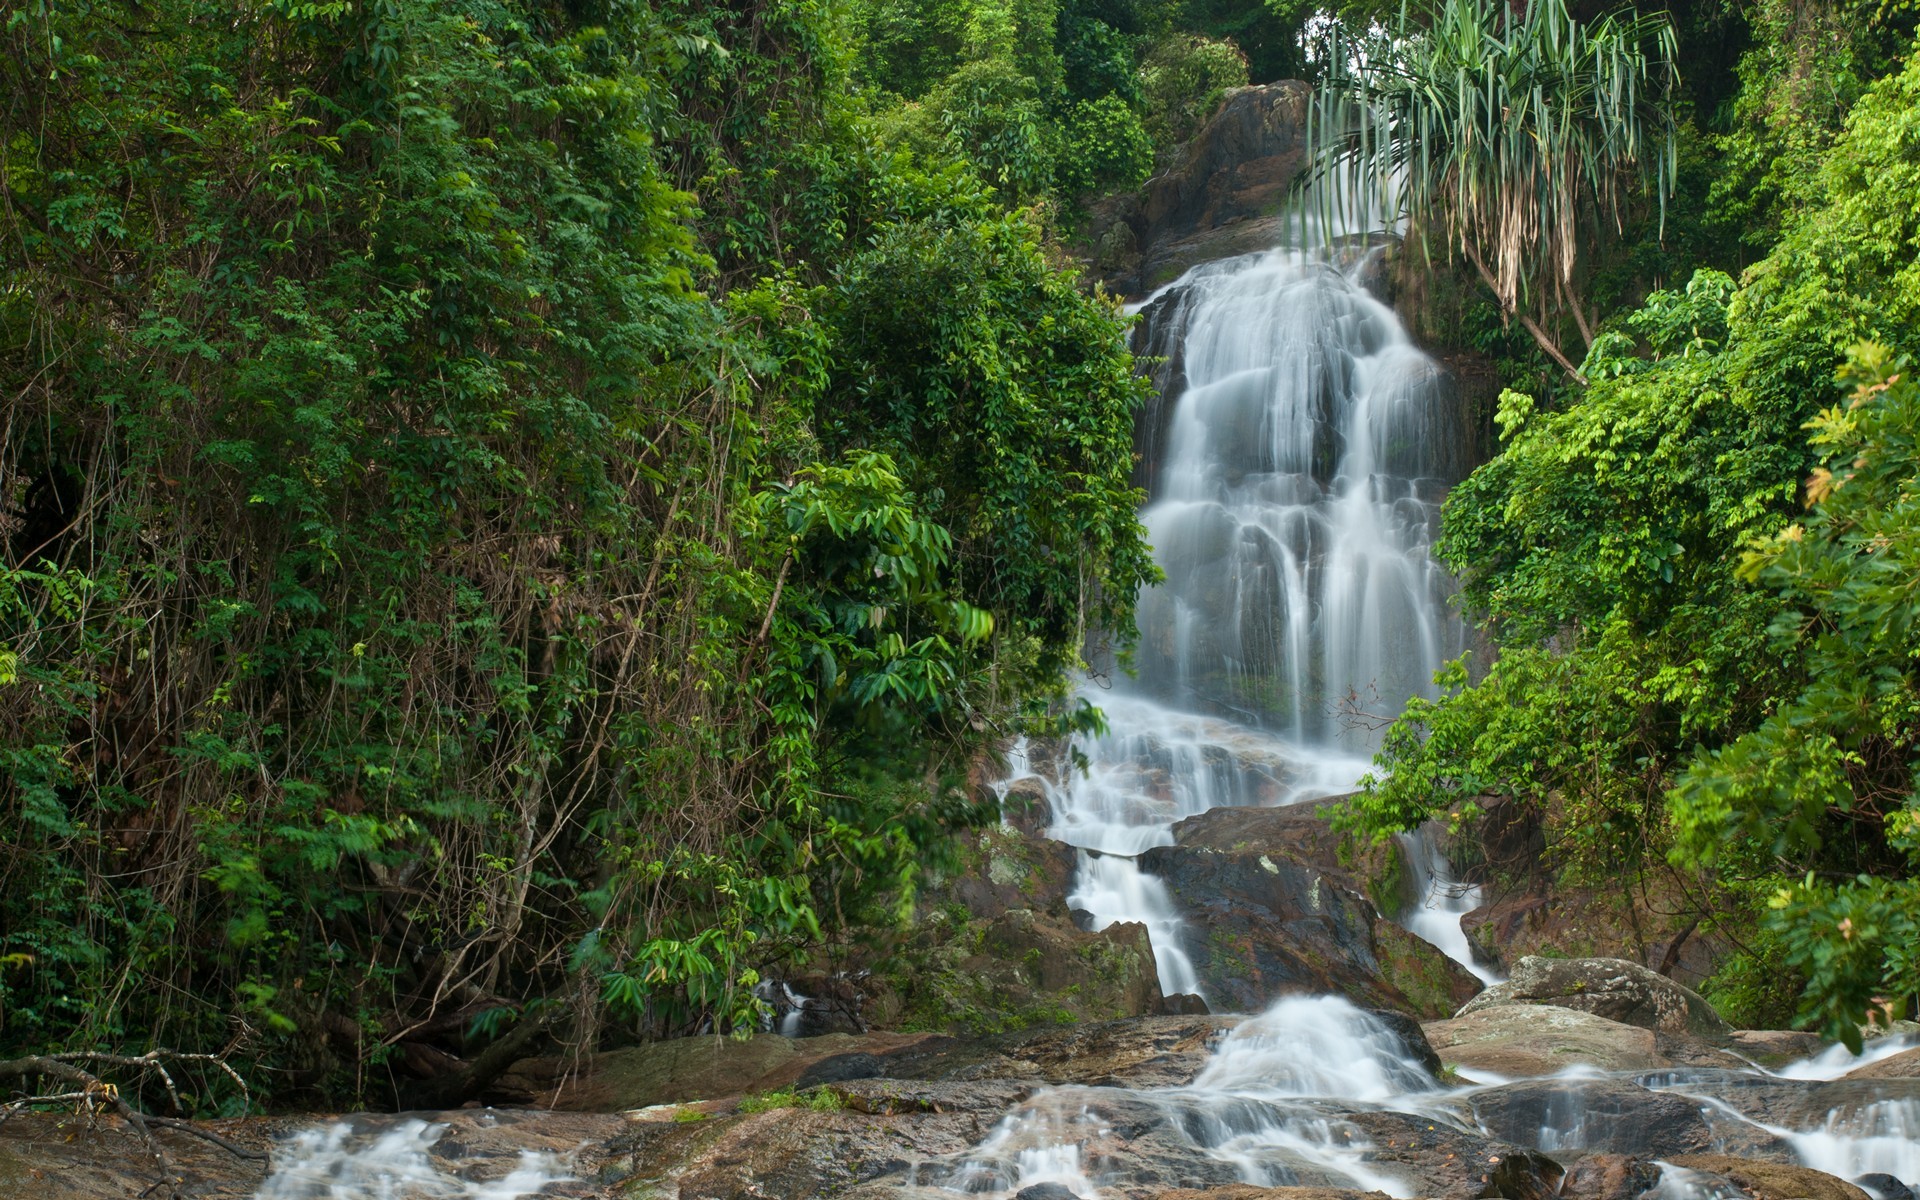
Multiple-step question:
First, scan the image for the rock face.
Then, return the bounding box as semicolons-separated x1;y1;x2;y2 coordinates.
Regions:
857;819;1169;1034
1458;955;1733;1043
1080;82;1312;297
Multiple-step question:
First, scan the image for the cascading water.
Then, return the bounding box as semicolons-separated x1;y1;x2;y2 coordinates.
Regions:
1019;245;1477;1001
922;995;1435;1197
251;1117;572;1199
1398;824;1505;987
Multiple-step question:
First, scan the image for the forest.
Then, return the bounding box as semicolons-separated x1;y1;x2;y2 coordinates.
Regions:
1;0;1918;1123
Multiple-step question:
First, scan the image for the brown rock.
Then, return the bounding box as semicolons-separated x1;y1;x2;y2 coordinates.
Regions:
1144;1182;1405;1190
1847;1045;1920;1078
998;775;1054;838
500;1029;938;1109
1457;955;1733;1043
1729;1028;1831;1066
1558;1153;1660;1200
1343;1110;1563;1200
1141;804;1477;1017
1423;1005;1668;1077
1082;83;1312;297
1664;1154;1872;1200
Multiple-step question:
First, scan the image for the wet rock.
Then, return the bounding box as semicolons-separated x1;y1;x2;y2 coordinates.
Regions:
1730;1028;1830;1066
1465;1078;1713;1158
1457;956;1732;1043
1144;1182;1405;1190
1365;1008;1446;1078
1422;1006;1669;1077
0;1108;626;1200
938;823;1079;922
999;776;1054;838
1847;1046;1920;1078
620;1100;993;1200
1143;806;1476;1018
1666;1074;1920;1131
1016;1185;1084;1200
1161;992;1212;1015
500;1029;939;1109
1663;1154;1873;1200
1341;1110;1563;1200
796;1052;885;1088
1857;1175;1916;1200
1556;1153;1660;1200
884;1014;1236;1090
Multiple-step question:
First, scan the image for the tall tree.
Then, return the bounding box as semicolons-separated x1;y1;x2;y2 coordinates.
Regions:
1311;0;1679;378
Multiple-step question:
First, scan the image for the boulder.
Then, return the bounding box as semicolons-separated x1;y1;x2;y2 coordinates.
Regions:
1556;1154;1661;1200
1136;1182;1397;1190
1667;1075;1920;1132
998;775;1054;838
1662;1155;1872;1200
1466;1077;1714;1158
1016;1186;1085;1200
1457;955;1732;1043
1341;1110;1564;1200
1857;1176;1917;1200
498;1029;938;1109
1422;1005;1669;1077
1730;1028;1830;1067
1141;804;1477;1017
883;1013;1236;1090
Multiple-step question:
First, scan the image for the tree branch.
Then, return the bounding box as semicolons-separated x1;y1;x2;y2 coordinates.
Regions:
1465;246;1588;383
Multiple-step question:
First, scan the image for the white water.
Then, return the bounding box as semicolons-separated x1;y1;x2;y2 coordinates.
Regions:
252;1118;571;1200
1788;1099;1920;1183
1398;825;1504;986
999;247;1472;1003
925;995;1433;1197
753;978;814;1037
1770;1032;1920;1081
946;244;1920;1200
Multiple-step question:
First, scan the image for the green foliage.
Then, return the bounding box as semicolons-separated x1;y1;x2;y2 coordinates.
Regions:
1311;0;1679;377
1355;45;1920;1039
1671;348;1920;1044
737;1085;845;1113
0;0;1153;1106
1138;33;1248;150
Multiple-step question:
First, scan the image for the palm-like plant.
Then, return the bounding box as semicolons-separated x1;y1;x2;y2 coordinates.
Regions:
1309;0;1679;380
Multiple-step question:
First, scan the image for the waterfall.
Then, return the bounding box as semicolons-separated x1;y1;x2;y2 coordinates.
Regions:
1026;245;1473;1000
1398;825;1506;986
1130;248;1467;741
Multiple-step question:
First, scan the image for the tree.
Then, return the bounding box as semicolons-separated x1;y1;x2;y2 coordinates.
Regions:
1310;0;1679;379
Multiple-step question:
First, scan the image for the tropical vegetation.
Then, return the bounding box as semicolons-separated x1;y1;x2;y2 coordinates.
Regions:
2;0;1919;1114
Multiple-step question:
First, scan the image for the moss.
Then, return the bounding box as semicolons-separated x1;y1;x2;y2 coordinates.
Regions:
737;1086;844;1114
1207;928;1255;981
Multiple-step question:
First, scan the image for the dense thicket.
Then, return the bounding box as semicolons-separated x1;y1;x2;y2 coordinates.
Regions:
0;0;1159;1109
7;0;1920;1110
1346;2;1920;1042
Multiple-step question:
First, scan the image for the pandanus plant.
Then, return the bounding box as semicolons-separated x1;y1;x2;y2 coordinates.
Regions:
1308;0;1679;380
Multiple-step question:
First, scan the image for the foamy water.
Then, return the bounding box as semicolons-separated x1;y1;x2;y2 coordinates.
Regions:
252;1118;571;1200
